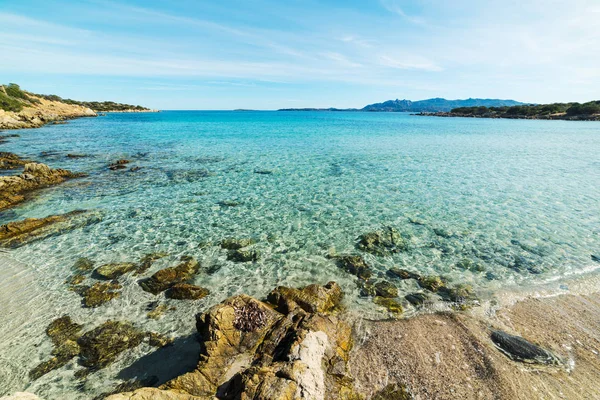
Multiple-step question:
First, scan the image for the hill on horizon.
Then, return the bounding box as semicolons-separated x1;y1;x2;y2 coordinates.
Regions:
361;98;525;112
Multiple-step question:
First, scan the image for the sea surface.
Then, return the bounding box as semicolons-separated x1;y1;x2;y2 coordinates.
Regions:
1;111;599;398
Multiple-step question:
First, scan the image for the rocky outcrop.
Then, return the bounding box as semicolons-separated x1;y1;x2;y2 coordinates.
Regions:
0;152;30;170
0;210;101;247
0;161;85;211
107;282;359;400
0;95;96;130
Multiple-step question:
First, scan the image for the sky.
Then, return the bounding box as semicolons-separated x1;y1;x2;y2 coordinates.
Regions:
1;0;599;110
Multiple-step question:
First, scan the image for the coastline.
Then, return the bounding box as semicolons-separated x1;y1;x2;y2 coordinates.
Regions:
0;97;97;130
0;112;599;399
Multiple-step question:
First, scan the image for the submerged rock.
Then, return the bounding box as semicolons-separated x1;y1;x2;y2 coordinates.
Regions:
491;330;560;365
109;282;358;399
165;283;210;300
374;280;398;298
357;226;407;255
0;210;100;248
139;257;199;294
335;255;372;280
387;267;420;280
134;252;168;275
74;257;95;272
220;237;255;250
108;159;130;170
405;292;429;307
0;162;84;211
29;317;83;380
93;262;137;280
227;248;260;263
80;281;123;308
46;316;82;346
592;254;600;263
77;321;146;370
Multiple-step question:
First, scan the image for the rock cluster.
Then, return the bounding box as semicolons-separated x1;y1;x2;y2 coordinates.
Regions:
107;282;360;400
139;256;200;295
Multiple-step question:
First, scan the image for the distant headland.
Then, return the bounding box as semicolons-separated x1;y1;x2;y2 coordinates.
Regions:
0;83;157;130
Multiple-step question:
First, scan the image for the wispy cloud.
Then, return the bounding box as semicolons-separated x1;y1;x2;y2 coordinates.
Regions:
379;0;425;25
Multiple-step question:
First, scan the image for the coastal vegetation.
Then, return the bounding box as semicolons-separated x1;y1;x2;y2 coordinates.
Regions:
440;101;600;120
0;83;151;113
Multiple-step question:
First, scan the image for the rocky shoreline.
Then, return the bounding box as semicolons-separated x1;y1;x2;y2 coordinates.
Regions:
0;97;97;130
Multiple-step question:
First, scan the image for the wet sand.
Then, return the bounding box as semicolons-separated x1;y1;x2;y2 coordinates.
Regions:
350;285;600;399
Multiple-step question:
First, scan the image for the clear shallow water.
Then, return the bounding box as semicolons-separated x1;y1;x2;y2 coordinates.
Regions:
1;111;600;398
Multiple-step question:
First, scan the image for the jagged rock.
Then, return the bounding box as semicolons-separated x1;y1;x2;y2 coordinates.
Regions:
135;252;168;275
335;255;372;280
491;330;560;365
0;162;84;210
405;292;429;307
139;257;199;295
80;281;122;308
417;275;446;292
94;262;137;280
0;210;100;248
357;226;407;255
373;297;404;315
220;237;255;250
387;268;420;280
374;281;398;298
227;249;260;263
165;283;210;300
74;257;95;272
111;283;359;399
372;384;411;400
267;281;343;314
77;321;146;370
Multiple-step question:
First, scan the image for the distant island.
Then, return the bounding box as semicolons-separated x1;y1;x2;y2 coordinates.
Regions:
0;83;156;129
420;102;600;121
279;98;524;112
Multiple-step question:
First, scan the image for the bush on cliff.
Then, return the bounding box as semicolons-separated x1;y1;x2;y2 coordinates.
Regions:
0;91;24;112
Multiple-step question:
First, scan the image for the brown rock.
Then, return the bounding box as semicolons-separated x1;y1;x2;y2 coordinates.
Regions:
80;281;122;308
94;262;137;280
165;283;209;300
139;257;199;295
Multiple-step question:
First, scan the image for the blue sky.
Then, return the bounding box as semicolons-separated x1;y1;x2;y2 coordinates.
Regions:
1;0;599;109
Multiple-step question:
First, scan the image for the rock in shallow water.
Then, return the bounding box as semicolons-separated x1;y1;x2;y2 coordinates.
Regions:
165;283;209;300
335;254;372;280
93;262;137;280
139;257;199;295
80;281;123;308
357;226;407;255
227;248;260;263
491;330;560;365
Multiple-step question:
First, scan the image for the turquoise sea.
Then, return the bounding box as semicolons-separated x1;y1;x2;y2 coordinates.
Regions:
1;111;600;398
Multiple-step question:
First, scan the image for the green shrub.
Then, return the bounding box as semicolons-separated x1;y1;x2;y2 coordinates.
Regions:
0;91;24;112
